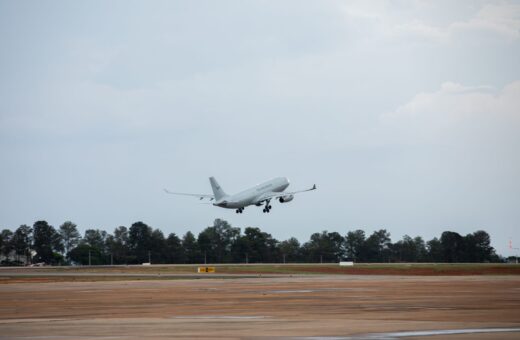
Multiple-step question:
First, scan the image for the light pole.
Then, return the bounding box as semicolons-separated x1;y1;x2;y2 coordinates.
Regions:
88;250;91;266
509;238;519;264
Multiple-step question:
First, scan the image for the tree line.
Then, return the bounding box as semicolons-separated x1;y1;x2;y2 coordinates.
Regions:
0;218;500;266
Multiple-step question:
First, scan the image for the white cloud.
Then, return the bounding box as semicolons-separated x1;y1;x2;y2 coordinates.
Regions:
392;19;449;43
341;1;520;43
379;80;520;145
452;3;520;40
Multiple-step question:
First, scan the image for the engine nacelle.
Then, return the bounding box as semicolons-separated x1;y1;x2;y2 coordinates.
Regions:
279;194;294;203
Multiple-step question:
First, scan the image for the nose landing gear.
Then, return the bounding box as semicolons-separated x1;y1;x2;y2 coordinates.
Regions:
235;208;244;214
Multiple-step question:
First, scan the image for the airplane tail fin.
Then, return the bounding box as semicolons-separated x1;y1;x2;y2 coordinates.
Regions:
209;177;228;201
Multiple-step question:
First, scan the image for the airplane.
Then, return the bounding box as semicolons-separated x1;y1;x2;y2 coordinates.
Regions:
164;177;316;213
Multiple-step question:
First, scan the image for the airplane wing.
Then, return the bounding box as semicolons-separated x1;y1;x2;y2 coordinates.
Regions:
163;189;215;201
255;184;317;202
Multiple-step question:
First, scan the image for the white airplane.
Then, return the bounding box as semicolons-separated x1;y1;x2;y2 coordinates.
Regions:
164;177;316;213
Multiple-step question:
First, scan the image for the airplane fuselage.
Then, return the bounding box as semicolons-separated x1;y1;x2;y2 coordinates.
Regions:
164;176;315;214
213;177;290;209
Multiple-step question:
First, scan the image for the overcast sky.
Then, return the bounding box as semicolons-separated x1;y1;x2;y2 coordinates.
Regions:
1;1;519;256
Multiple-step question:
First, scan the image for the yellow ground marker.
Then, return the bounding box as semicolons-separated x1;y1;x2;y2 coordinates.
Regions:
197;266;216;273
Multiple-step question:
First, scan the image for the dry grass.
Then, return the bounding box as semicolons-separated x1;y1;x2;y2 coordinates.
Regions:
1;262;519;284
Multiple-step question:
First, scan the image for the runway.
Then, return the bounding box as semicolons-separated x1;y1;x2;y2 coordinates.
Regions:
1;274;519;339
0;271;277;281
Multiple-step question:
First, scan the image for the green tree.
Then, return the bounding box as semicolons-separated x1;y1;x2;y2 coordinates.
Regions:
302;231;344;262
1;220;503;265
394;235;416;262
426;237;442;262
33;221;63;264
166;233;185;263
78;229;109;264
391;235;427;262
278;237;301;263
413;236;428;262
114;226;129;244
345;230;366;261
12;225;32;264
440;231;465;262
0;229;14;263
198;219;240;263
105;226;130;264
364;229;391;262
464;230;496;262
232;227;279;263
182;231;200;263
69;244;103;265
82;229;107;251
150;229;167;264
59;221;80;259
128;222;153;263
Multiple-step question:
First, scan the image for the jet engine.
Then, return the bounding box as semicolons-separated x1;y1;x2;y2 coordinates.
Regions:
279;194;294;203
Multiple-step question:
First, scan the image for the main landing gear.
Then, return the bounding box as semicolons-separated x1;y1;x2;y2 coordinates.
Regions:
235;207;244;214
262;200;272;213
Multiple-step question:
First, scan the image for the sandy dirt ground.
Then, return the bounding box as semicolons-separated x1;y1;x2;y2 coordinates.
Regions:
0;275;519;339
